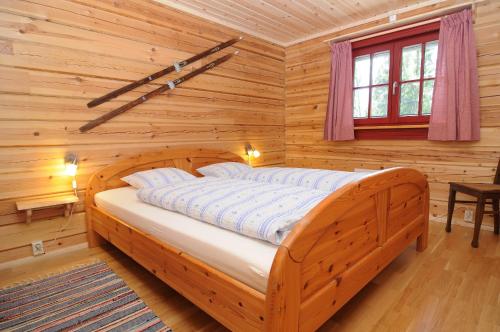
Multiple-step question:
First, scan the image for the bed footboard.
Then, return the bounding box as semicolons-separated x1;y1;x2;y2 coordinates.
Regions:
265;168;429;331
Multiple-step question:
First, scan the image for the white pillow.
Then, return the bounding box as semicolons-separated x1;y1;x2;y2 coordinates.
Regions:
121;168;196;189
196;162;251;178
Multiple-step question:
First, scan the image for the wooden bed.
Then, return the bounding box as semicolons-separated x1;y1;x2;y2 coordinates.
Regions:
85;148;429;331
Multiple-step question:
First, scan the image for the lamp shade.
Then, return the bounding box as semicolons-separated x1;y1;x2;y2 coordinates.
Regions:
245;143;261;159
64;152;78;177
65;163;78;177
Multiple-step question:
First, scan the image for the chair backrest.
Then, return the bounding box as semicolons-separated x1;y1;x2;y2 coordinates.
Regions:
495;158;500;184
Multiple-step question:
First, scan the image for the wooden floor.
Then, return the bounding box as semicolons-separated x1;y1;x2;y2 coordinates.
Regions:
0;221;498;332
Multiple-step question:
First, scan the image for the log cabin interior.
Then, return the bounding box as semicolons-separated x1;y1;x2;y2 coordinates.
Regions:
0;0;499;331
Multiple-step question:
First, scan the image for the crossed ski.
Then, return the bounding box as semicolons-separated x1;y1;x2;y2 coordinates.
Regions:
80;37;242;132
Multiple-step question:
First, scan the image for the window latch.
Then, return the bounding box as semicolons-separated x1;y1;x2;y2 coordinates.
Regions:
392;81;399;95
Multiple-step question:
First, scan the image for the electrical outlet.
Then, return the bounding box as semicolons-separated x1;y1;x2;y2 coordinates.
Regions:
31;240;45;256
464;209;474;223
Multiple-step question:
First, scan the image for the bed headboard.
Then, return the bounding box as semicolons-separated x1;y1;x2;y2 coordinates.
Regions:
85;148;245;206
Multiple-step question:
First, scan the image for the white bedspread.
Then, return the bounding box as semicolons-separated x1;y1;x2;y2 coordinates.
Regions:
137;177;329;245
95;187;278;293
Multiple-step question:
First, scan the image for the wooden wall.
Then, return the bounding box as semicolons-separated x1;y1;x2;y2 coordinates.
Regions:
0;0;285;262
285;0;500;228
2;0;498;264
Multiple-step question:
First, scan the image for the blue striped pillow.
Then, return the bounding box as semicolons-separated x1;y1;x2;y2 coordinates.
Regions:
121;168;196;189
196;162;251;178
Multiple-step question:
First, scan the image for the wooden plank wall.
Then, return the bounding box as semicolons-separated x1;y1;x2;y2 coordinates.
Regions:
0;0;285;262
285;0;500;228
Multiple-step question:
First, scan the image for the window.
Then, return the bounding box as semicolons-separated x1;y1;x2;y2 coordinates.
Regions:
352;23;439;139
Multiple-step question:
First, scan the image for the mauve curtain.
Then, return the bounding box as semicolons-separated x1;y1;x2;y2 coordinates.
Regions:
428;9;480;141
324;41;355;141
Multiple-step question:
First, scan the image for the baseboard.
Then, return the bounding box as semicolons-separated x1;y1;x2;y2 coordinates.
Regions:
0;242;88;270
430;217;494;232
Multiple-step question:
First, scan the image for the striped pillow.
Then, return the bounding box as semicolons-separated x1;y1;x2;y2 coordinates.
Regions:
196;162;251;178
121;168;196;189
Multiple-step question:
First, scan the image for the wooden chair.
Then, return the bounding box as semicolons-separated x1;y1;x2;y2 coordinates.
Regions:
446;159;500;247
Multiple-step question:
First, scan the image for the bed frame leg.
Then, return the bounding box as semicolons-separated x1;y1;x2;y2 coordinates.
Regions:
416;212;429;252
87;230;105;248
86;209;105;248
416;232;428;252
417;186;430;252
265;247;300;332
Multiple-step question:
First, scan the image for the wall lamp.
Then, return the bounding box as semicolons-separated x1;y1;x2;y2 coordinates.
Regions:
64;152;78;192
245;143;260;166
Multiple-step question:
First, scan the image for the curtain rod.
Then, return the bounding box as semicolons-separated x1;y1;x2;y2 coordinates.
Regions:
323;0;482;45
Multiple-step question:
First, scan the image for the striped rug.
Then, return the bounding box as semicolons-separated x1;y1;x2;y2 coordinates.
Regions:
0;261;171;332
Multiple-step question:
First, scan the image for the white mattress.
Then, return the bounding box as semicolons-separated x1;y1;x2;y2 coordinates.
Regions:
94;187;278;292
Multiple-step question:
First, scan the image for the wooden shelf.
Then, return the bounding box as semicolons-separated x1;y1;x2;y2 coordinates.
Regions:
16;195;79;224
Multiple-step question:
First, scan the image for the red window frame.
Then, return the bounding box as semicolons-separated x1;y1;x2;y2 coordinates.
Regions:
352;22;440;139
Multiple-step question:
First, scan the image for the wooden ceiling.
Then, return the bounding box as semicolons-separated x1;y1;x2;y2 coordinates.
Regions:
155;0;431;46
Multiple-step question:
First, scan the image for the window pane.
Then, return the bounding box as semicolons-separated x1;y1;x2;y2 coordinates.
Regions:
399;82;420;116
354;55;370;87
424;41;438;78
371;86;388;118
401;44;422;81
422;80;435;115
353;88;369;118
371;51;390;85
